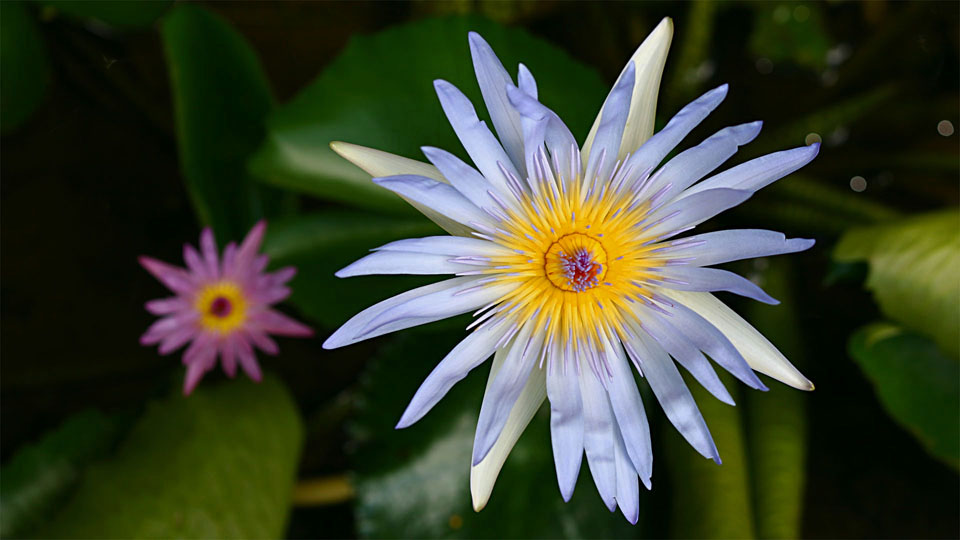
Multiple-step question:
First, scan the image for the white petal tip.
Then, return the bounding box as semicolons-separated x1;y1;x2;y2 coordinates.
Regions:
623;507;640;525
321;337;340;350
641;476;652;490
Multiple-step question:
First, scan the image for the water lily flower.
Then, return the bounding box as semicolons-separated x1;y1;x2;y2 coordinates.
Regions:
140;221;312;394
325;18;818;522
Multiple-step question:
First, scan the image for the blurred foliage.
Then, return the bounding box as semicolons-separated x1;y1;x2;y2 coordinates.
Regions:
262;210;442;328
665;372;754;539
43;0;172;28
746;258;807;539
0;1;50;133
749;1;830;72
38;376;303;538
248;15;608;213
849;323;959;470
350;329;639;538
161;3;280;242
835;211;959;357
0;410;124;538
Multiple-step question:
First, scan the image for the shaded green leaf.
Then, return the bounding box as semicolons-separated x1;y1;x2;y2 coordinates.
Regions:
0;410;123;538
351;329;639;538
849;323;959;469
665;372;754;539
161;3;278;241
746;258;807;539
262;210;444;329
1;1;50;133
834;211;960;357
39;376;303;538
44;0;171;28
248;15;608;212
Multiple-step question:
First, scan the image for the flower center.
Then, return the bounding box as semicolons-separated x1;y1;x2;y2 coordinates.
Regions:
544;233;608;292
195;282;247;334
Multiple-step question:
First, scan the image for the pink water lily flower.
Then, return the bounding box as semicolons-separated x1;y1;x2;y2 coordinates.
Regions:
139;221;312;394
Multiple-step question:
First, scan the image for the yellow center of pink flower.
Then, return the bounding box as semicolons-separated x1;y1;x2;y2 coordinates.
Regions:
195;282;247;334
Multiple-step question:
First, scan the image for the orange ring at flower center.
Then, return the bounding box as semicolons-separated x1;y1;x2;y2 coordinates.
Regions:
544;234;608;292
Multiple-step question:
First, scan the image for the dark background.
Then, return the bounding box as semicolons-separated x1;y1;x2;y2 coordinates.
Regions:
2;1;958;538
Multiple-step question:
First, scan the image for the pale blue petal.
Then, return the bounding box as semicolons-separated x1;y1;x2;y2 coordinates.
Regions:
657;266;779;305
374;235;511;258
373;175;493;228
397;321;510;428
517;63;537;98
579;363;618;511
473;324;543;465
658;229;815;266
634;310;735;406
421;146;498;212
683;143;821;198
625;330;721;463
586;62;635;183
624;84;728;173
602;336;653;486
613;424;640;524
546;351;584;501
646;121;762;204
506;84;578;182
335;250;473;277
641;188;752;241
434;79;520;197
468;32;525;173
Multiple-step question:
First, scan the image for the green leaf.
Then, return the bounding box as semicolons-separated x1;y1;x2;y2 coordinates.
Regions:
849;323;959;469
262;210;444;329
664;372;755;539
0;410;123;538
834;211;960;357
1;1;50;133
749;1;831;72
161;3;278;241
248;15;608;212
351;329;639;538
745;258;807;539
39;376;304;538
44;0;171;28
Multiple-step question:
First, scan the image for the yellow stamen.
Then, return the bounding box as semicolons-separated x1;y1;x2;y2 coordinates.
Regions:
195;281;247;334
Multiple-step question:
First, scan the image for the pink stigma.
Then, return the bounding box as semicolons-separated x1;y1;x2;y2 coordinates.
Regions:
559;248;603;292
209;296;233;318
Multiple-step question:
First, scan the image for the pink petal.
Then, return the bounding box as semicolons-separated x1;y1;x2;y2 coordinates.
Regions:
221;242;238;278
268;266;297;286
183;244;210;281
245;329;279;355
255;309;313;337
139;256;196;295
220;337;238;378
183;361;209;395
236;337;262;382
158;327;197;355
140;312;196;345
253;285;291;304
144;297;189;316
182;333;217;366
253;254;269;274
200;228;220;279
236;220;267;267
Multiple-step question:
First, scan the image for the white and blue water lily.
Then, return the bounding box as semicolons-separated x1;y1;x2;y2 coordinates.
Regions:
324;18;818;522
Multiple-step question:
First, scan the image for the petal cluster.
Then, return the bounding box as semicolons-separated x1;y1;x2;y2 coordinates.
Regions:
140;221;312;394
325;18;818;522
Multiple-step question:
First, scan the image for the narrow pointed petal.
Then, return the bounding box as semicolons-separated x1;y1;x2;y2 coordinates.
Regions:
199;228;219;278
471;353;546;511
144;297;189;316
374;235;512;258
329;141;471;236
397;321;510;429
236;338;262;382
579;364;618;511
601;336;653;485
641;188;752;241
546;351;584;501
473;324;544;465
633;313;735;406
183;244;211;281
373;175;494;229
421;146;498;211
613;425;641;524
434;79;520;197
585;62;635;182
623;83;728;175
253;309;314;337
657;229;815;267
323;277;483;349
468;32;525;172
645;121;763;204
335;250;474;277
657;266;780;305
682;143;821;198
626;331;721;463
139;256;197;295
662;290;814;390
517;63;537;98
583;17;673;160
506;84;578;182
